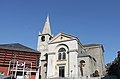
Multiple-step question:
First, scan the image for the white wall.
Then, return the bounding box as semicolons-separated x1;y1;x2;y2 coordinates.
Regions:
47;54;55;78
69;51;78;77
85;46;105;76
47;39;79;78
78;57;93;77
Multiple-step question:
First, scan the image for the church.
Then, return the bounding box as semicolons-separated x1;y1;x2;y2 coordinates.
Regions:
37;16;105;79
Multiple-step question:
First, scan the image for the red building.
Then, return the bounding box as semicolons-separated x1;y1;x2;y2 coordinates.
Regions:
0;43;41;79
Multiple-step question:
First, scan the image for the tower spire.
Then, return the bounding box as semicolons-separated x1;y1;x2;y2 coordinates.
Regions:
42;15;51;35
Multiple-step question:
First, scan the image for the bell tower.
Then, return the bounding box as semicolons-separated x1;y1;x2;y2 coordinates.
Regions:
37;15;52;60
37;16;52;79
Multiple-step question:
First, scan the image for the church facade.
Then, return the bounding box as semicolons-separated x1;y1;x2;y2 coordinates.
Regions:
37;16;105;79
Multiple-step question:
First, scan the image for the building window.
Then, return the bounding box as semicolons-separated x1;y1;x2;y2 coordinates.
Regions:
63;52;66;59
59;66;65;77
41;36;45;41
80;60;85;64
80;60;86;76
49;37;52;40
58;48;66;60
58;53;61;60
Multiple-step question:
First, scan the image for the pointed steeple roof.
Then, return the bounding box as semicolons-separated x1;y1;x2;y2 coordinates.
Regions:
42;16;51;35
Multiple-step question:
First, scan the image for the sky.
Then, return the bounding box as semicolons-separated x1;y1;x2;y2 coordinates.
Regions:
0;0;120;64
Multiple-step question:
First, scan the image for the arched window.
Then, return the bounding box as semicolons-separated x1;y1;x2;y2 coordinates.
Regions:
80;60;85;76
58;53;61;60
58;48;66;52
49;37;52;40
41;36;45;41
63;52;66;59
80;60;85;64
58;48;66;60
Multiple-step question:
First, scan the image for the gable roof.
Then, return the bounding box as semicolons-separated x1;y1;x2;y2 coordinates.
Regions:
0;43;40;53
48;32;79;44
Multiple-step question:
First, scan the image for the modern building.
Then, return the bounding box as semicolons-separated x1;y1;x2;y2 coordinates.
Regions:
37;16;105;79
0;43;41;79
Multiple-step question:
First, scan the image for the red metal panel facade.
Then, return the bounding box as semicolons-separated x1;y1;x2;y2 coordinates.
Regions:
0;48;40;79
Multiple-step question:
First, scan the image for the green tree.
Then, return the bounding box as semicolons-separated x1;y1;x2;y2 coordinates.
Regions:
107;51;120;78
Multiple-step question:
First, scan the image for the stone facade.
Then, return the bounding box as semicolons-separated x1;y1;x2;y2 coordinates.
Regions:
37;16;105;79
